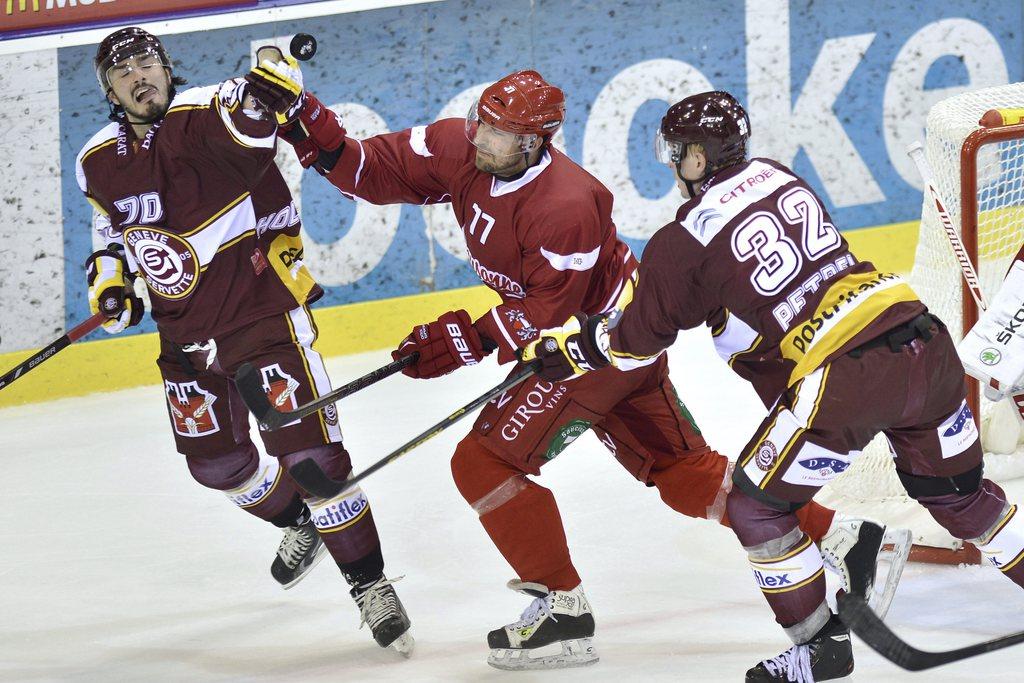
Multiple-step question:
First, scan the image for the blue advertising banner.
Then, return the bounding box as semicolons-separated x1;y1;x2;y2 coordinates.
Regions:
57;0;1024;335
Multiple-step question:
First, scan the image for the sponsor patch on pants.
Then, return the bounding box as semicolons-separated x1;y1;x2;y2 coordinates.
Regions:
937;400;979;459
780;442;854;487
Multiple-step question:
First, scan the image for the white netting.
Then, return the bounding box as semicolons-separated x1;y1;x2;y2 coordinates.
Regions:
817;83;1024;550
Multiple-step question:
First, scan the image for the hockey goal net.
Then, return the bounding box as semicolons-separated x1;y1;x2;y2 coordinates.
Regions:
816;82;1024;562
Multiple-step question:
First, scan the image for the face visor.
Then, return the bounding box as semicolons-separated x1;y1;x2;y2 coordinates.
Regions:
654;129;686;165
97;47;170;93
465;99;541;159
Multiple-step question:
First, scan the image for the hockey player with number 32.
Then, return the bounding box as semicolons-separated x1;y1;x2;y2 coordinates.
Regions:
524;91;1024;682
277;70;878;671
75;27;412;654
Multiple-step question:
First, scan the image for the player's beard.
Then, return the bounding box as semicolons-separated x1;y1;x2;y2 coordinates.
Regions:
475;149;526;177
122;85;170;124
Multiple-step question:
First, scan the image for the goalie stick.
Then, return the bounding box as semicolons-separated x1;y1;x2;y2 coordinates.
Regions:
288;361;541;499
838;591;1024;671
907;142;1024;411
0;312;105;392
234;353;418;430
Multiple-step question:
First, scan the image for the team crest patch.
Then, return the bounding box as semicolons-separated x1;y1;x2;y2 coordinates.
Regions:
123;226;199;300
259;364;301;428
756;441;778;472
505;308;538;341
166;380;220;437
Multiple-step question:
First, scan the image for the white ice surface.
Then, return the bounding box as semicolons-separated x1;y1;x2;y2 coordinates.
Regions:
2;328;1023;682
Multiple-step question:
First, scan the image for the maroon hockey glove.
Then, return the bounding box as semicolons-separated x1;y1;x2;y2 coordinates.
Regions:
392;310;490;379
522;314;610;381
245;54;304;125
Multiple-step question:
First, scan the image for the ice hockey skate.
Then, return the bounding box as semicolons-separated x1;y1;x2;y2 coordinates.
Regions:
819;517;911;619
487;580;598;671
351;576;414;656
271;519;327;589
746;614;853;682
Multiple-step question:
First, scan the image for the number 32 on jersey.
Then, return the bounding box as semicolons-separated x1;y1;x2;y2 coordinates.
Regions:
730;187;840;296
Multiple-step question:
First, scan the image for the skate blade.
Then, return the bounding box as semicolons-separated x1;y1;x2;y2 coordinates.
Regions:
868;528;912;619
279;543;329;590
389;631;415;658
487;638;599;671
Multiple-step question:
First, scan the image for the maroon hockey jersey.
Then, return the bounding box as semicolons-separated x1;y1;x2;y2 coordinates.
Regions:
76;79;321;344
322;118;636;362
609;158;924;403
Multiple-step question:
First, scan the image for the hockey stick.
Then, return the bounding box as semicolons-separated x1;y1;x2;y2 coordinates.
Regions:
837;591;1024;671
234;353;419;430
907;142;987;309
0;312;106;392
289;361;542;499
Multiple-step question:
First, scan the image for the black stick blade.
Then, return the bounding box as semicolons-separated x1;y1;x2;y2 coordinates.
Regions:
233;362;280;430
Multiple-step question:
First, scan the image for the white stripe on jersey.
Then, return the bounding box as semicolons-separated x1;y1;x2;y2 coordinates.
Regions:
409;126;433;157
490;307;518;353
681;160;798;246
288;306;344;444
539;245;600;272
185;194;257;267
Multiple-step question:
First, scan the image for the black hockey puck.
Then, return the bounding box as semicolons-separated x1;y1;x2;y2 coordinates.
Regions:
290;33;317;61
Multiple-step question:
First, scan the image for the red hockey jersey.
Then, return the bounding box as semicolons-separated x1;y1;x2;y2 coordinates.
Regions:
322;117;636;362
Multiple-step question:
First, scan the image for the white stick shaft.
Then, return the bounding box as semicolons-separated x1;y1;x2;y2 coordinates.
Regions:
907;143;988;311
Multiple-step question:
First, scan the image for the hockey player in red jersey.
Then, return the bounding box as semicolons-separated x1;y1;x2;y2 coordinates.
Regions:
78;27;412;654
280;71;859;670
524;91;1024;681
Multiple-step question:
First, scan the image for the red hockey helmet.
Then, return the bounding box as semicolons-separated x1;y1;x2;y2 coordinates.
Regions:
655;91;750;169
466;70;565;156
94;27;173;94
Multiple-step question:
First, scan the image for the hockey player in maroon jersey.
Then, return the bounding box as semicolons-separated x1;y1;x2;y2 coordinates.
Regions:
77;27;412;654
524;91;1024;681
279;70;855;670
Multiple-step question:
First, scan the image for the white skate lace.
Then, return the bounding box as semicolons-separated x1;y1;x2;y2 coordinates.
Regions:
761;644;813;682
509;594;556;630
356;576;405;631
276;523;314;568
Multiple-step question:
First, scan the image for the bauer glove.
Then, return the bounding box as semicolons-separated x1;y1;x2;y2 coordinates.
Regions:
245;53;304;125
521;313;610;381
392;309;490;379
85;245;144;334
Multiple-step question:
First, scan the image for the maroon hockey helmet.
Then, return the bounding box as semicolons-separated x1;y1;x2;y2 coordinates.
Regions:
473;70;565;139
94;26;174;94
655;91;750;169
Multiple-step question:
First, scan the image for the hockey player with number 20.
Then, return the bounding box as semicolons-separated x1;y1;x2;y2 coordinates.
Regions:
524;91;1024;681
281;71;897;671
75;27;412;654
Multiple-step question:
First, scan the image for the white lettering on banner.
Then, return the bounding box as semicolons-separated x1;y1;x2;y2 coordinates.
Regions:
583;59;713;239
499;381;567;441
746;0;884;208
883;19;1009;191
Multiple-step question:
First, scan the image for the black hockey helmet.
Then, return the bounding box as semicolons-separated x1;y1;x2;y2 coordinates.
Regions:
655;91;750;170
94;27;185;121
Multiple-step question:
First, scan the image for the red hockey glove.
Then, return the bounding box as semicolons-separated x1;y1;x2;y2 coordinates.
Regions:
392;310;490;379
521;314;610;381
85;245;145;334
279;91;347;171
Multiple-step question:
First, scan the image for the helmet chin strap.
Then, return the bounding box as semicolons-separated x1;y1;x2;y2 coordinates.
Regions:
674;158;702;198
